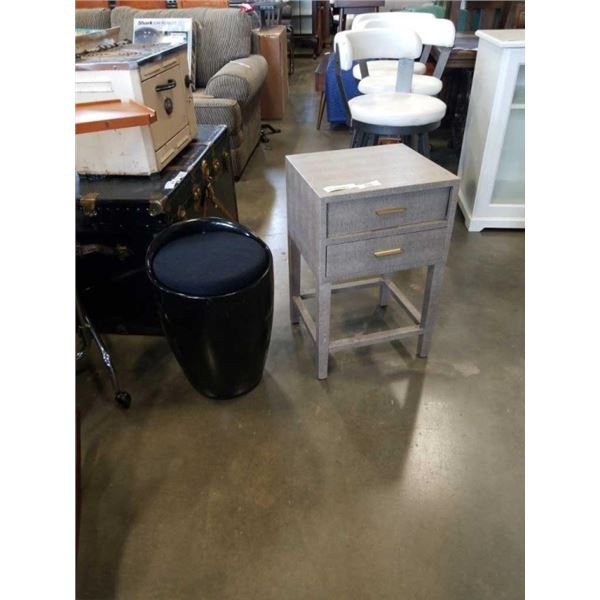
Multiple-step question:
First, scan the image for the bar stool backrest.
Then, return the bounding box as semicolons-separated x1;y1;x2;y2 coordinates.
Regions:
334;28;422;70
361;17;456;78
361;17;455;47
352;11;435;31
334;28;422;104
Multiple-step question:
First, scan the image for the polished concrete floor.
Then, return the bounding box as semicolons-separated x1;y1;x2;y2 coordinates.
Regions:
76;59;524;599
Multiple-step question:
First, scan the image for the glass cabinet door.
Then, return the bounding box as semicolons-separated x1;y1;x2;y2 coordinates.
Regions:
491;64;525;206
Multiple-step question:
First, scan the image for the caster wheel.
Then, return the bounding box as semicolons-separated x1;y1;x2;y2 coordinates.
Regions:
115;391;131;410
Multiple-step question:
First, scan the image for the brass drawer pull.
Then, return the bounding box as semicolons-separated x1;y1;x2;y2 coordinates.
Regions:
375;207;406;216
373;248;403;258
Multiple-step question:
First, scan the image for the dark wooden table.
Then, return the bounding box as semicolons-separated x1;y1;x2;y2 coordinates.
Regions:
315;52;331;129
334;0;384;31
449;1;524;32
432;33;479;152
432;32;478;70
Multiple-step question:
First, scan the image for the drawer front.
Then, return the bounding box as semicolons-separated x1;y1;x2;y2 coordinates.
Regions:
327;187;450;238
141;63;189;151
326;227;447;279
156;125;193;170
139;57;180;82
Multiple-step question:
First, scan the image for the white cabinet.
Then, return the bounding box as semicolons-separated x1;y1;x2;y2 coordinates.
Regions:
457;29;525;232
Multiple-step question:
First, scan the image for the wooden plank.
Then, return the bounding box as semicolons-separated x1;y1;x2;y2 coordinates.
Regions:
431;33;478;70
385;280;421;324
293;296;317;342
448;0;460;23
75;99;156;135
329;324;422;352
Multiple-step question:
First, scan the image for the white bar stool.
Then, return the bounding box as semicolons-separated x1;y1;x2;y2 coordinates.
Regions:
334;28;447;156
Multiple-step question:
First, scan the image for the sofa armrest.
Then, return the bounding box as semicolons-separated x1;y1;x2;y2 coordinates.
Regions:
192;94;243;136
204;55;267;108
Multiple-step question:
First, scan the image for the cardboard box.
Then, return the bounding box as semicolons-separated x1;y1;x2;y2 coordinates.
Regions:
258;26;288;120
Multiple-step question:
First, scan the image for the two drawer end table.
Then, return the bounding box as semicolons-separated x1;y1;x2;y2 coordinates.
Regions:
286;143;459;379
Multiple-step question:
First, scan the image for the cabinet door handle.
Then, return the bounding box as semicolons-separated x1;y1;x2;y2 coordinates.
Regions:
375;207;406;216
155;79;177;93
373;248;403;258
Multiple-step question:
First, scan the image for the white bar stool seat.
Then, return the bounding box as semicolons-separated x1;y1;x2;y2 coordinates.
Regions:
358;73;443;96
348;92;446;127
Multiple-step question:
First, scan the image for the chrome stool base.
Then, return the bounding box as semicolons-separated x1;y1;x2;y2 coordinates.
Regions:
76;295;131;409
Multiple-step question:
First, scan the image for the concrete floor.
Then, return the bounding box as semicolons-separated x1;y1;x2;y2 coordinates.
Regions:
76;59;524;599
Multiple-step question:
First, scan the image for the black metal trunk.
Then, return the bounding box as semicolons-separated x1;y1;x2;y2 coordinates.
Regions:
76;125;237;335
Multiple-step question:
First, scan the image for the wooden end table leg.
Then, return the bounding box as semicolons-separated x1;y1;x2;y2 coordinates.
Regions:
288;238;301;324
379;275;391;307
316;282;332;379
317;91;326;130
417;263;445;358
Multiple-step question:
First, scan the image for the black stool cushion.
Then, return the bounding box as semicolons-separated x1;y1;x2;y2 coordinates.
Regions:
152;231;269;296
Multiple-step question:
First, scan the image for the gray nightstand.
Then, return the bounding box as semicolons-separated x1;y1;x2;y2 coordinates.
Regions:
286;143;460;379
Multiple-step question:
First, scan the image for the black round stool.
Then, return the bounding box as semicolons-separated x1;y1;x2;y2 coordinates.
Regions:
146;218;274;399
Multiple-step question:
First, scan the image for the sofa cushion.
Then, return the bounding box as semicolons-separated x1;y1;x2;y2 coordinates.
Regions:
75;8;111;30
111;7;251;87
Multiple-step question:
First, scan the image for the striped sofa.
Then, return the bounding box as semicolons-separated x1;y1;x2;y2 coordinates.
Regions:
76;7;267;178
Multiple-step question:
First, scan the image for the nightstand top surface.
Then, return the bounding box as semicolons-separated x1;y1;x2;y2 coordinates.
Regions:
476;29;525;48
286;143;459;202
